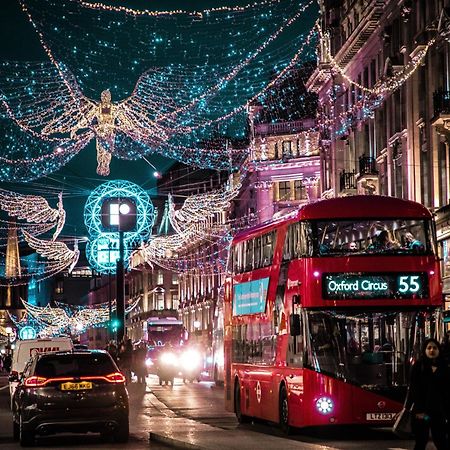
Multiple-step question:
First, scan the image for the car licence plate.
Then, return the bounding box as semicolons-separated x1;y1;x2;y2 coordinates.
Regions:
60;381;93;391
366;412;396;421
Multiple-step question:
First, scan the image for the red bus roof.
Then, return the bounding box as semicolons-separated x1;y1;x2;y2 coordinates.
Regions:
233;195;431;243
299;195;431;220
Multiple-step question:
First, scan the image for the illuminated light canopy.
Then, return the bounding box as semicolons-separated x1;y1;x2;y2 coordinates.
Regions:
0;0;318;180
137;174;242;272
84;180;154;274
16;297;140;337
314;24;437;138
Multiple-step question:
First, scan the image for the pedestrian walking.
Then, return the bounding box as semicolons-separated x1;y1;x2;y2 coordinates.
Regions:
118;338;133;383
132;342;147;384
405;338;450;450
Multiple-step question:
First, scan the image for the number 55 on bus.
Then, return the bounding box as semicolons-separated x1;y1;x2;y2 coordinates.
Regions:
223;195;442;432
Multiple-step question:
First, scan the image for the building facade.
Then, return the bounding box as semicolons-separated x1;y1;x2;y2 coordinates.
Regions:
233;114;321;225
306;0;450;303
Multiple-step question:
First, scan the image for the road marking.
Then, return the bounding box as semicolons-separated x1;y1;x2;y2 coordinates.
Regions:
0;385;9;391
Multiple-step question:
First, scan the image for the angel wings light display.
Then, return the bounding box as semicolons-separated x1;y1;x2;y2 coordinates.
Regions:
9;297;139;337
0;189;65;241
0;189;78;285
0;0;318;181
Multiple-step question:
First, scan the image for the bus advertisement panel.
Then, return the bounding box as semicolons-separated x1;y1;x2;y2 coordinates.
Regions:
223;196;442;432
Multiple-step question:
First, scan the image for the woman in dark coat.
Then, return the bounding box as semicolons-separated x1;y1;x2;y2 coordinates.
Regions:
406;338;450;450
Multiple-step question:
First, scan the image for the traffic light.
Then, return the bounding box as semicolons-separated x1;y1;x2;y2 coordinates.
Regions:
110;318;121;332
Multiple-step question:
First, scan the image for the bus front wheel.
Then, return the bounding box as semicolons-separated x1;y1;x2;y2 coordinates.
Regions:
234;381;249;424
279;385;291;435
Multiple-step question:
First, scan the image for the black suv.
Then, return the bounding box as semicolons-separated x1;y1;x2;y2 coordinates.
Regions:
11;350;129;447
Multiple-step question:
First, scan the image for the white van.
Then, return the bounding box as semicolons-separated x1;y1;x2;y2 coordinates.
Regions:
9;337;73;404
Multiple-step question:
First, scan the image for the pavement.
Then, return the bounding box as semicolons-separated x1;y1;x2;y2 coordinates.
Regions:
147;388;334;450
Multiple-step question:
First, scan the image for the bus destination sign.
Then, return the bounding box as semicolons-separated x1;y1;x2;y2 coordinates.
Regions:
323;273;428;300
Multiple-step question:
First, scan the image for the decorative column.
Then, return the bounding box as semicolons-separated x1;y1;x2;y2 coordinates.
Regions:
254;180;274;223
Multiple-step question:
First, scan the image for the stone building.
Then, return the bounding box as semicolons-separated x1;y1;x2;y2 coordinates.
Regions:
306;0;450;304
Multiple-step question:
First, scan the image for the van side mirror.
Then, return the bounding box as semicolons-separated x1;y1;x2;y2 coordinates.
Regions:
290;314;301;336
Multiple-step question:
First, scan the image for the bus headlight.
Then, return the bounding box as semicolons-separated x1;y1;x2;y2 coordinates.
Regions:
316;397;333;414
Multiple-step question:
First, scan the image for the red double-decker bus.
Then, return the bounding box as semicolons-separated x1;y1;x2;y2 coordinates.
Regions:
223;195;442;432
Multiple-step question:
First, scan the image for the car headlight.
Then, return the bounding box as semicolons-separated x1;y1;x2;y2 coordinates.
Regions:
160;352;177;365
145;358;154;367
316;397;334;414
180;349;202;370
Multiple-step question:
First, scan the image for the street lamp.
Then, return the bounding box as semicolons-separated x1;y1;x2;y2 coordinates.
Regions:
5;326;13;355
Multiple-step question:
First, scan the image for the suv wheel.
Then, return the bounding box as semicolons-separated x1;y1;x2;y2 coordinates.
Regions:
113;418;129;443
19;415;34;447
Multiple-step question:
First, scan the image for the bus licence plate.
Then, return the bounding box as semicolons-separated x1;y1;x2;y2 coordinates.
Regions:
366;412;396;421
61;381;93;391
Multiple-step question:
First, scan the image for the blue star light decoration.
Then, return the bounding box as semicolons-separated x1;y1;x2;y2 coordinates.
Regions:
84;180;154;274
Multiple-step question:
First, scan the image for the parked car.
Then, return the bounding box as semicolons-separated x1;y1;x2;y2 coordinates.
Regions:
9;337;73;406
11;350;129;447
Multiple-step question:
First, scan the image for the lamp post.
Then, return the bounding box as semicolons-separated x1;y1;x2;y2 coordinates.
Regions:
116;202;133;344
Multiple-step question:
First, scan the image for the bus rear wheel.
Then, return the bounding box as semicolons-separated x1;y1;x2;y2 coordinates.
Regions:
279;385;291;435
234;381;249;424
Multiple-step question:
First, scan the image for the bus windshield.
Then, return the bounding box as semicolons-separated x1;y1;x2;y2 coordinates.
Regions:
312;218;433;256
306;309;441;400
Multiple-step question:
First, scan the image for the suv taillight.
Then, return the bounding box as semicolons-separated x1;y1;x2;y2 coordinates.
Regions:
24;376;48;387
105;372;126;383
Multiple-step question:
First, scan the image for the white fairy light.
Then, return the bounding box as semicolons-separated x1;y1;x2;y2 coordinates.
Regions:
0;189;66;241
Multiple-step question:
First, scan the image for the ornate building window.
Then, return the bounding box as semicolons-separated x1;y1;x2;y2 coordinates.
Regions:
156;293;164;310
294;180;307;200
438;139;449;206
172;293;179;311
282;141;292;159
419;125;430;206
393;141;403;199
278;181;290;200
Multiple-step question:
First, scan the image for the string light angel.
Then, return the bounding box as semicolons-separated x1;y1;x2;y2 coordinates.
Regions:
0;62;192;178
18;297;139;337
0;189;66;241
22;230;80;275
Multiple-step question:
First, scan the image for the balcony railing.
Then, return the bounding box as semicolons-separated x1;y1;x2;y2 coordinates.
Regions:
340;170;356;191
359;155;378;175
254;119;316;136
433;90;450;116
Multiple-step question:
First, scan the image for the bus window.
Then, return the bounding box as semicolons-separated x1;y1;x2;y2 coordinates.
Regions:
262;231;275;267
236;242;244;273
244;239;254;272
254;236;262;269
311;219;434;256
232;321;276;365
305;310;440;400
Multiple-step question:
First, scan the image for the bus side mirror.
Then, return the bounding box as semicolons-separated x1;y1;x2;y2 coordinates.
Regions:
290;314;301;336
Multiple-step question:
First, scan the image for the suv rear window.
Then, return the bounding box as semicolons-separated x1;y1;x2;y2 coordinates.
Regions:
35;353;117;378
